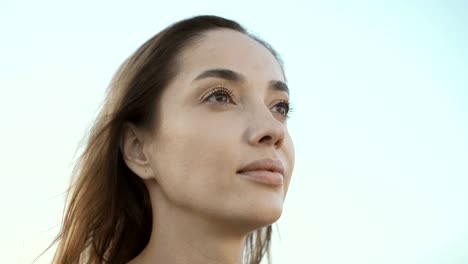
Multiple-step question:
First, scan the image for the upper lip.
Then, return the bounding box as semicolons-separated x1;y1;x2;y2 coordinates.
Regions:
238;158;285;176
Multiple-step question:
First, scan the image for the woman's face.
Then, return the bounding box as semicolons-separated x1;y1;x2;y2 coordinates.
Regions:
147;29;294;230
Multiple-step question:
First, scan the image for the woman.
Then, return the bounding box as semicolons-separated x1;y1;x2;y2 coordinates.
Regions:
50;15;295;264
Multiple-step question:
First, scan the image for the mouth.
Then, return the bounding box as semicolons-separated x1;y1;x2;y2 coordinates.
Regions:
237;158;285;186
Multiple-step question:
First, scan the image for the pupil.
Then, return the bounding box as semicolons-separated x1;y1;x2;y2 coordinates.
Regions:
216;94;227;102
278;105;286;115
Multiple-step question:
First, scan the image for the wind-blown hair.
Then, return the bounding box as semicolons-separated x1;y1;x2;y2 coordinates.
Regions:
46;15;285;264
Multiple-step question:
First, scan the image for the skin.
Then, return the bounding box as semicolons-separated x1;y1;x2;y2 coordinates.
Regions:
123;29;295;264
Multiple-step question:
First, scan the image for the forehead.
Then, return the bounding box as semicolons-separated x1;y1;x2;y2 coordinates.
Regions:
178;29;284;82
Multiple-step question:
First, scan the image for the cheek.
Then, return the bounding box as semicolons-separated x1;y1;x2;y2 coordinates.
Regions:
282;133;295;196
150;112;242;207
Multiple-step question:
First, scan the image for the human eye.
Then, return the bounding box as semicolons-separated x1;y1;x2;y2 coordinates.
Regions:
203;87;236;105
271;100;292;119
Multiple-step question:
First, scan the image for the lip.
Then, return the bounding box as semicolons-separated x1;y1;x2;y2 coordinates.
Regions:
237;158;285;186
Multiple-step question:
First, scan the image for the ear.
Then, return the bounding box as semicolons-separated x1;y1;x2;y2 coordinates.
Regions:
120;122;155;180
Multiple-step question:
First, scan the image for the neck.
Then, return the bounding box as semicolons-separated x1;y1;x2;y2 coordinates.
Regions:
129;185;248;264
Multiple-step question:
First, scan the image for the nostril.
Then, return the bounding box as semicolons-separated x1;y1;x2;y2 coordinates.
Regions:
259;135;272;144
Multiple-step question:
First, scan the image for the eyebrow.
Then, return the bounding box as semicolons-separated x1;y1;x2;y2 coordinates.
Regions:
192;68;289;95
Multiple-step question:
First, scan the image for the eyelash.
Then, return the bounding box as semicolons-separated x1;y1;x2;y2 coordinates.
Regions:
204;86;236;104
203;86;293;118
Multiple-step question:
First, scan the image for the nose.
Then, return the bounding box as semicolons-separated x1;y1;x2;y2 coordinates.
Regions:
245;104;286;149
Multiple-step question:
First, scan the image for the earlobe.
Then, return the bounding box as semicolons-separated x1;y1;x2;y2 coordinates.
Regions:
120;122;155;180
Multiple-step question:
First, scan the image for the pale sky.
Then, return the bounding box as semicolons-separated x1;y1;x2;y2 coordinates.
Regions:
1;1;467;263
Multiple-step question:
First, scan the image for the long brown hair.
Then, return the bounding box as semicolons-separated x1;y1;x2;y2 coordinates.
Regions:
47;15;285;264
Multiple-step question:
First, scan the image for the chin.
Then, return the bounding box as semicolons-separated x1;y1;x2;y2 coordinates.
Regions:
232;197;284;231
252;203;283;226
232;172;288;228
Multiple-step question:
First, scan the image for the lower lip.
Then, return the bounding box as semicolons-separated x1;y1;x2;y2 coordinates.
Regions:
237;170;284;186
